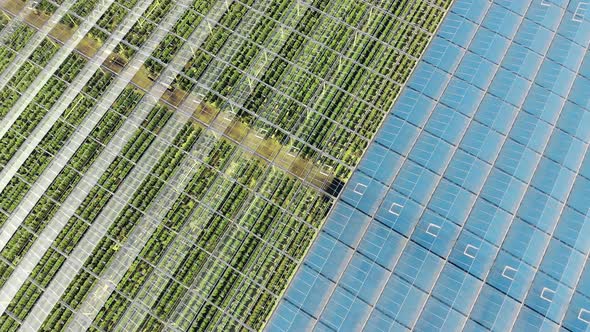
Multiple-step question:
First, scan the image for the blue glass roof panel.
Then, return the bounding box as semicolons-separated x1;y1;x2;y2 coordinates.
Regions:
502;43;544;80
414;297;467;331
513;306;560;331
469;284;520;331
425;104;470;145
524;271;573;323
270;0;590;329
357;143;403;186
448;229;497;279
562;292;590;332
514;19;555;54
522;84;565;125
482;3;524;39
375;274;428;327
424;38;465;73
464;198;513;246
431;263;482;315
553;206;590;254
451;0;491;23
357;220;406;270
517;186;563;232
488;249;537;301
455;52;497;90
469;27;511;64
437;12;479;49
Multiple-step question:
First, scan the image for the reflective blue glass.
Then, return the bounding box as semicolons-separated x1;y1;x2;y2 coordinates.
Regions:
269;0;590;329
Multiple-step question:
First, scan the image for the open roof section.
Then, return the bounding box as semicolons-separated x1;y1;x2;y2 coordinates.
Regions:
268;0;590;331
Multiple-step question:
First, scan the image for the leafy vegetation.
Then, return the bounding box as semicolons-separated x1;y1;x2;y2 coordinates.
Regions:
42;121;202;331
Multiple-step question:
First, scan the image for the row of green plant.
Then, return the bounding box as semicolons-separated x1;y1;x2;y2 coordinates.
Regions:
171;0;255;93
0;10;9;29
92;138;237;330
122;0;356;180
0;100;173;330
0;0;146;123
246;0;366;175
204;0;293;105
142;163;328;331
0;86;142;291
42;121;202;330
235;0;329;121
142;0;217;79
0;0;176;220
112;0;173;63
137;156;265;331
60;0;101;28
249;0;440;177
89;143;330;331
0;23;36;79
165;0;442;180
0;0;212;324
262;0;399;161
0;36;60;120
0;70;113;232
0;51;86;177
185;177;296;330
0;0;151;126
88;0;140;43
313;0;438;162
199;177;330;330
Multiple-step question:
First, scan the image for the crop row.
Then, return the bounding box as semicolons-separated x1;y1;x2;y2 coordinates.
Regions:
182;182;316;330
142;163;328;331
88;144;330;331
0;51;86;176
0;52;86;226
0;23;36;78
0;10;9;29
112;0;173;63
92;138;238;330
0;0;117;121
238;0;329;114
172;0;255;94
254;0;397;164
88;0;140;44
122;0;371;181
250;0;367;159
204;0;293;106
60;0;101;28
143;0;217;79
318;1;440;161
0;0;180;222
162;0;446;178
0;69;112;230
0;101;171;330
143;0;302;111
130;156;266;330
0;36;60;120
253;0;441;174
1;0;153;120
0;85;141;291
42;121;202;330
136;0;388;179
166;158;268;331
